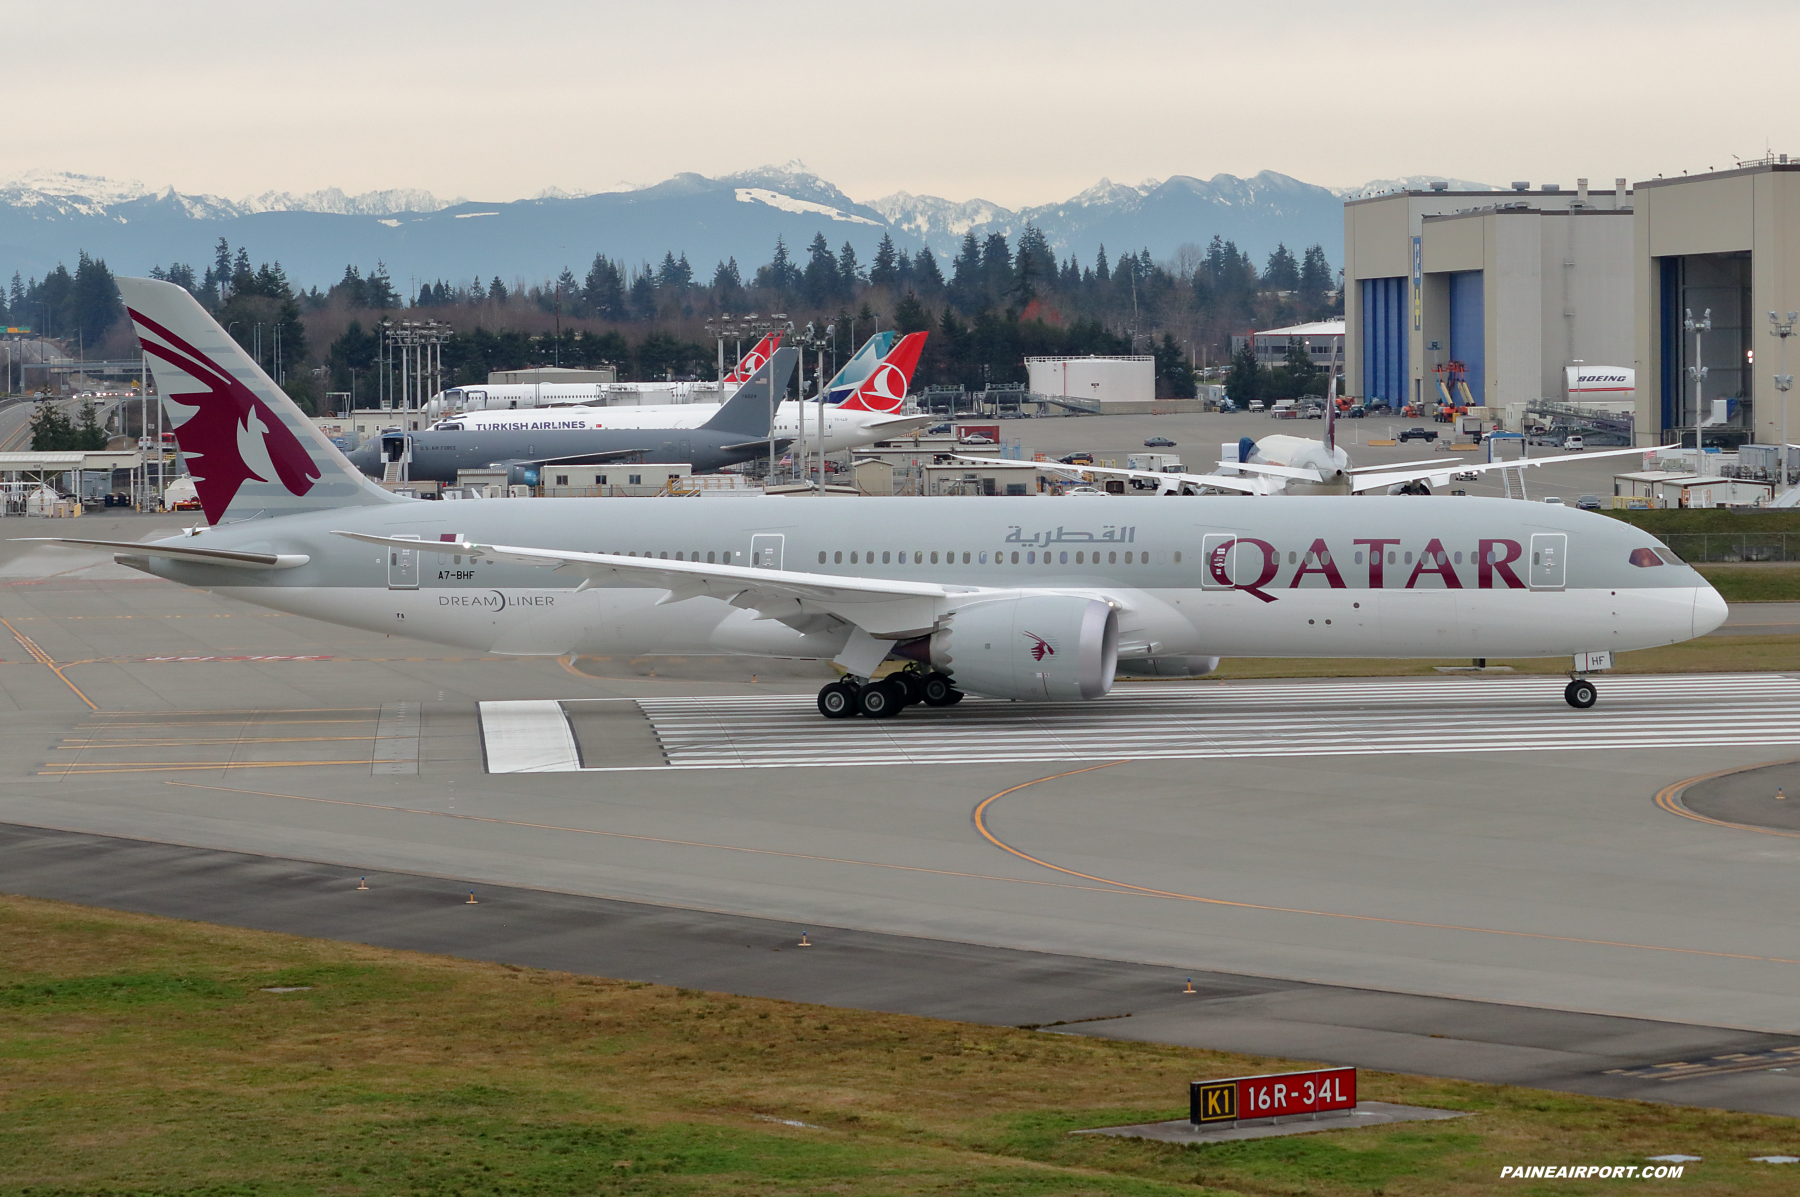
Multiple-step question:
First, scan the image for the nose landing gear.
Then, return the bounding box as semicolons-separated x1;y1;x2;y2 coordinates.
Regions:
1564;678;1597;709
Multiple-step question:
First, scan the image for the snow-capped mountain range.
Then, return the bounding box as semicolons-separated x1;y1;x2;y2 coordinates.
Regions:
0;163;1492;291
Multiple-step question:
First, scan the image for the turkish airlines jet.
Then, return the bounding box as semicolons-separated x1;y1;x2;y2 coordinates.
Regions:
30;279;1725;724
434;332;935;451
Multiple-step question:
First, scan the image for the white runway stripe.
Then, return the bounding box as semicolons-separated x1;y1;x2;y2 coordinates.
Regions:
479;700;583;772
633;674;1800;769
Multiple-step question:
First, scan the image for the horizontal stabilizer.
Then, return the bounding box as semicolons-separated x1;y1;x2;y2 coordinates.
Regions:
14;537;310;569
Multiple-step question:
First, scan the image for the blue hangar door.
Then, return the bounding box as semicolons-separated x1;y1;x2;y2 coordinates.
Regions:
1359;277;1407;408
1447;271;1485;404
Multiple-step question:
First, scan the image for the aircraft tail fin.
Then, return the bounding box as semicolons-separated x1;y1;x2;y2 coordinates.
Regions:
722;331;784;384
836;332;926;414
116;276;402;526
701;346;798;437
824;330;898;403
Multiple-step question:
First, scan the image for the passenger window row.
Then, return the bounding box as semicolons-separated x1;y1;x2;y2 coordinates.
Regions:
615;551;736;562
815;550;1179;566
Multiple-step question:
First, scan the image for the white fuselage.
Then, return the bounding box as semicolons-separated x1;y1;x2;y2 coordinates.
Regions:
438;401;908;451
426;381;726;418
176;495;1726;668
1250;433;1353;492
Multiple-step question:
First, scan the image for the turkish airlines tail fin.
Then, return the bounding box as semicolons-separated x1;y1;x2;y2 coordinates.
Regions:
115;277;400;526
722;330;784;384
824;330;898;403
836;332;927;414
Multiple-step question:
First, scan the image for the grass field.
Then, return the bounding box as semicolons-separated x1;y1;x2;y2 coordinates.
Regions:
1133;634;1800;682
1600;509;1800;535
1693;566;1800;603
2;894;1797;1195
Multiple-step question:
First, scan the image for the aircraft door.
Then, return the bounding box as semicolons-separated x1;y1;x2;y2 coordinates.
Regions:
1201;533;1254;588
462;389;487;411
750;534;784;570
1529;533;1566;590
387;534;421;590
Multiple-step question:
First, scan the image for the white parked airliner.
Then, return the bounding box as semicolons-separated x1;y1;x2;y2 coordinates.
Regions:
29;278;1726;722
432;333;934;452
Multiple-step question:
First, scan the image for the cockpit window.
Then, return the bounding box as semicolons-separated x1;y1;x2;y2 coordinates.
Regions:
1629;547;1663;568
1655;547;1683;566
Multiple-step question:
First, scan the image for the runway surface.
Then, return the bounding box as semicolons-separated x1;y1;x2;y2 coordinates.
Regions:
6;522;1800;1115
625;674;1800;769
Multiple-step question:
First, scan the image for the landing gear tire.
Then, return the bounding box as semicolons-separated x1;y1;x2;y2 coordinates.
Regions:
890;671;923;707
818;682;859;719
857;679;907;720
920;672;960;707
1564;679;1597;709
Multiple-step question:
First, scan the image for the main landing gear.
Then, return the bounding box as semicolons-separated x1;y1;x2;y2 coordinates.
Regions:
1563;678;1598;709
817;668;962;720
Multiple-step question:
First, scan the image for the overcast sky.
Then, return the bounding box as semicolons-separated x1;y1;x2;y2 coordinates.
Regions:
19;0;1799;208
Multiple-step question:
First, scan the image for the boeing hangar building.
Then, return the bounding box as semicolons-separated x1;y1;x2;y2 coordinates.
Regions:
1342;157;1800;450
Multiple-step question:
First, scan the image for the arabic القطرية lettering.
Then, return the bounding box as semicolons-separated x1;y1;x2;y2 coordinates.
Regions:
1004;525;1134;546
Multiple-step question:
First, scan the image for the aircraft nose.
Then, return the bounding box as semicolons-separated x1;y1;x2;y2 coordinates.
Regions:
1693;581;1728;638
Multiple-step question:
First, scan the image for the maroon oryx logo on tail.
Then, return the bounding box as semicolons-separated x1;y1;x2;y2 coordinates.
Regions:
128;306;319;524
1023;631;1056;662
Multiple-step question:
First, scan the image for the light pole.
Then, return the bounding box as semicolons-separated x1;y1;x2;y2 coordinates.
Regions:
1772;310;1797;492
1685;308;1711;462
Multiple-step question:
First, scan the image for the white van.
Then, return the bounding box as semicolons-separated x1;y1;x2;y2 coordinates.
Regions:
1562;435;1585;452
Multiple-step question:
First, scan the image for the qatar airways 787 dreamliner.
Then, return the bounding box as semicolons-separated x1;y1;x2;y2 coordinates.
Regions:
28;278;1726;721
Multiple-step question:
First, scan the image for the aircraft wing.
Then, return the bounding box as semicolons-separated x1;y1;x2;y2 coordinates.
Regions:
490;448;651;468
332;531;969;639
14;537;311;569
1348;444;1651;493
866;414;937;435
1345;454;1453;475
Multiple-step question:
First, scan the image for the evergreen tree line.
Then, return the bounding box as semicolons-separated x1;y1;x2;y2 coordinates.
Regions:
10;222;1339;411
1225;340;1329;405
149;238;316;410
1;253;123;347
308;227;1339;402
29;401;109;451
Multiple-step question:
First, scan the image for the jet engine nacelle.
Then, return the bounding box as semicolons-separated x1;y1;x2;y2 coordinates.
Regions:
1113;655;1220;678
928;596;1118;701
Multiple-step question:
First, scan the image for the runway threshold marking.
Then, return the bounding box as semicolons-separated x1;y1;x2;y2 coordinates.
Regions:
635;674;1800;769
971;766;1800;970
160;780;1151;900
0;616;97;710
1654;762;1800;840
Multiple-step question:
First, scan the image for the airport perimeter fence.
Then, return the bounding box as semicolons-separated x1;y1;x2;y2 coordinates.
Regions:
1662;533;1800;564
